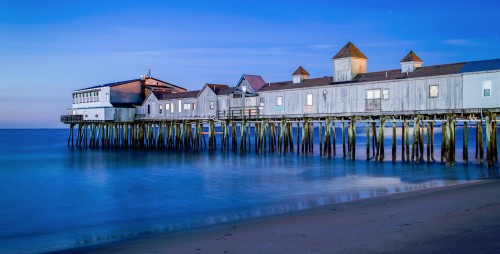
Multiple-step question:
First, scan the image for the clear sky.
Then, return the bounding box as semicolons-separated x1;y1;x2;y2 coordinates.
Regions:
0;0;499;128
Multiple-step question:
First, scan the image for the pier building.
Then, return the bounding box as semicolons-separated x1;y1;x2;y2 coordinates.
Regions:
61;42;500;166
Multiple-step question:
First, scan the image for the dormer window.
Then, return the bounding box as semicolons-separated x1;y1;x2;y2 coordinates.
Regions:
292;66;310;84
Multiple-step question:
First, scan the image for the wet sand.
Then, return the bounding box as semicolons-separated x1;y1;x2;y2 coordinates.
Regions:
67;179;500;254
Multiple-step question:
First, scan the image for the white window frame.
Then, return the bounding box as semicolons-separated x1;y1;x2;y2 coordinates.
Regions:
306;93;313;106
209;101;214;110
170;102;174;113
382;89;389;100
482;80;492;98
183;103;191;110
165;103;170;110
429;85;439;98
260;97;265;107
277;96;283;106
366;89;381;99
106;93;110;102
159;104;163;114
178;100;182;113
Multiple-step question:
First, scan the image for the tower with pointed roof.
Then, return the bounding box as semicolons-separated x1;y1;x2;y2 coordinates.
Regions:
292;66;310;84
332;42;368;82
401;50;423;73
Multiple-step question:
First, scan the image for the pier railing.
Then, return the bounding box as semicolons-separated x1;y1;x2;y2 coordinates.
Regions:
218;107;259;119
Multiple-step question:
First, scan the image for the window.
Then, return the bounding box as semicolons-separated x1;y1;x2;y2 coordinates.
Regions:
192;103;196;110
382;89;389;100
209;101;214;110
106;93;110;102
366;89;381;99
482;80;492;97
170;102;174;113
260;97;265;107
306;93;313;106
183;103;191;110
165;103;170;110
147;105;151;115
429;85;439;98
178;100;182;112
233;94;242;98
159;105;163;114
241;86;247;93
366;89;381;111
277;96;283;106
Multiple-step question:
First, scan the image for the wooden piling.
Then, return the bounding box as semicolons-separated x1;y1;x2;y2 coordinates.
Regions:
463;121;468;164
392;120;396;162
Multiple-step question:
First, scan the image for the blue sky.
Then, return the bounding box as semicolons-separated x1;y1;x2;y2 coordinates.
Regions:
0;0;499;128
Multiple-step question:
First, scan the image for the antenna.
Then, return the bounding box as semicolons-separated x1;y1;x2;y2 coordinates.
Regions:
385;71;387;78
147;66;151;78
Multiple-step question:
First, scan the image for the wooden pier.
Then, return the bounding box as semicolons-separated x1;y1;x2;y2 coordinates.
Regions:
63;112;499;167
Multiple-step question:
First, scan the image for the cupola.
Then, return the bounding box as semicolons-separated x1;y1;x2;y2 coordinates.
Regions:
400;50;423;73
332;42;367;82
292;66;310;84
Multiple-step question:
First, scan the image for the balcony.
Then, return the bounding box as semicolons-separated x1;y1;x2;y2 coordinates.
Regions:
365;98;381;111
218;107;259;120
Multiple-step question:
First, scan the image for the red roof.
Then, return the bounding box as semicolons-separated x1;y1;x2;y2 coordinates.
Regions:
292;66;310;75
332;42;368;60
401;50;423;63
242;75;266;92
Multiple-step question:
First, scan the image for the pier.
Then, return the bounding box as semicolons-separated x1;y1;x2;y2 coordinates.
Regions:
63;112;499;167
61;42;500;167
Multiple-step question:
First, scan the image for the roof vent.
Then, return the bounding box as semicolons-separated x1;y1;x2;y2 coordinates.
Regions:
400;50;423;73
332;42;367;82
292;66;310;84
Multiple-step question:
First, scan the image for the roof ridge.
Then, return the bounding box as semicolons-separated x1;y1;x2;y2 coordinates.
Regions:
401;50;423;63
332;42;368;60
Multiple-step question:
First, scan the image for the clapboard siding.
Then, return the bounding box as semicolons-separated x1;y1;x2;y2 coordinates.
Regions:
196;87;217;118
463;71;500;109
256;75;463;117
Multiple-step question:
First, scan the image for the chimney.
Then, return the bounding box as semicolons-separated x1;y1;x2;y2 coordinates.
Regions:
332;42;367;82
292;66;310;84
400;50;423;73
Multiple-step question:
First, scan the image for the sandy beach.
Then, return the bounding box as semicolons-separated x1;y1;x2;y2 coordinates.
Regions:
62;179;500;254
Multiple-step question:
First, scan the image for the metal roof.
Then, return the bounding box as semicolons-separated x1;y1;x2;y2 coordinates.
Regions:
460;59;500;73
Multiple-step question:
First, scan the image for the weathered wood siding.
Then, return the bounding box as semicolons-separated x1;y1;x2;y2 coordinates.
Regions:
257;75;463;117
463;71;500;109
196;87;217;118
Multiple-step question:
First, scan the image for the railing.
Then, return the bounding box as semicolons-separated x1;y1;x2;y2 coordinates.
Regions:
60;115;83;123
365;98;381;111
218;107;259;119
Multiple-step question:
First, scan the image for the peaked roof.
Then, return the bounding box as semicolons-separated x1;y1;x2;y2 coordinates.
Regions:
292;66;310;76
206;83;230;95
332;42;368;60
258;62;467;92
242;74;266;92
401;50;423;63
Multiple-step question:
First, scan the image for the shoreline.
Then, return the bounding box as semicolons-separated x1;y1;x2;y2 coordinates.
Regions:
54;179;500;254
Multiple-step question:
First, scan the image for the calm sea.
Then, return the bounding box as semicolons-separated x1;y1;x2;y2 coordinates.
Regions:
0;128;497;253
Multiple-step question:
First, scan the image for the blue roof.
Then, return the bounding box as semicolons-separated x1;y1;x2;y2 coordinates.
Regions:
460;59;500;73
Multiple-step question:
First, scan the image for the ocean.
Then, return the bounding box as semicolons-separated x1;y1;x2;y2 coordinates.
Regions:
0;128;497;253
